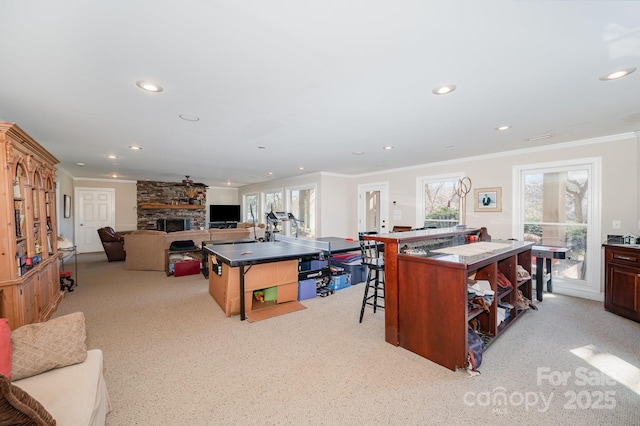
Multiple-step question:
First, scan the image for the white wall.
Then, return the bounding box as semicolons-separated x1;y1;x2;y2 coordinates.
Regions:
344;133;638;242
54;166;75;240
72;178;138;232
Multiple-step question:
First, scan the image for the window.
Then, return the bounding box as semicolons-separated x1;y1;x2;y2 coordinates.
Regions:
416;173;464;229
243;194;258;223
262;190;283;218
287;186;316;237
513;158;601;296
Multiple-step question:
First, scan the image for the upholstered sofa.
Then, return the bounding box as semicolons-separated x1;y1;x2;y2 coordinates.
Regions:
123;224;265;271
0;312;110;426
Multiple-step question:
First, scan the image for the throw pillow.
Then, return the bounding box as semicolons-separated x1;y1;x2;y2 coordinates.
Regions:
0;373;56;426
0;319;11;379
11;312;87;381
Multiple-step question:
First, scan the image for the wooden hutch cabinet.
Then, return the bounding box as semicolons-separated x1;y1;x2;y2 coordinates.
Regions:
603;243;640;323
0;122;63;330
366;227;533;371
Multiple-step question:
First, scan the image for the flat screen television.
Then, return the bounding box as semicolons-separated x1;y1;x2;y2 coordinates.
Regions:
209;204;241;223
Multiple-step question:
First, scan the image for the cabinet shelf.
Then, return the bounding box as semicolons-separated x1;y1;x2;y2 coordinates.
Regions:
139;203;205;210
497;286;513;299
467;307;485;321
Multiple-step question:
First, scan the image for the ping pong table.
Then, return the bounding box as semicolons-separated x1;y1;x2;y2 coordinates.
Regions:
204;235;361;320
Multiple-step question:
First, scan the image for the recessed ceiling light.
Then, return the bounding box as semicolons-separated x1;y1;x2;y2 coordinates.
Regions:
135;81;163;92
383;146;394;150
599;67;636;81
179;114;200;121
76;162;85;167
298;166;305;170
267;172;273;175
432;84;456;95
128;145;143;150
106;155;119;159
526;134;553;141
111;174;118;178
496;125;512;131
258;146;267;150
352;151;364;155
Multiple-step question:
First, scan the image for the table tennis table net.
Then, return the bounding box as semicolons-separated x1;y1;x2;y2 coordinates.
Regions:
274;234;331;253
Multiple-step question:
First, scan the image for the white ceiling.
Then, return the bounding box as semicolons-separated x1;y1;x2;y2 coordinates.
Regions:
1;1;639;187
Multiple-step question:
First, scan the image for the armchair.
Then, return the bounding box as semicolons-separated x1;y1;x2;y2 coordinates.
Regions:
97;227;132;262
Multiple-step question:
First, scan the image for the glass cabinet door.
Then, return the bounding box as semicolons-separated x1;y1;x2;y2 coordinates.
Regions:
13;164;27;276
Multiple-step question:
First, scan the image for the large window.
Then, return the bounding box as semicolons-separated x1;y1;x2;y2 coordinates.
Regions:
416;173;463;228
243;194;258;223
263;190;283;219
287;186;316;237
513;158;601;297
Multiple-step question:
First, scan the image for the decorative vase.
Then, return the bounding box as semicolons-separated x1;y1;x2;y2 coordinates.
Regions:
188;198;195;205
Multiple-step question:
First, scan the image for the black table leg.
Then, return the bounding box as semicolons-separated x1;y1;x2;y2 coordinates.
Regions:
240;265;246;321
546;258;552;293
536;257;544;301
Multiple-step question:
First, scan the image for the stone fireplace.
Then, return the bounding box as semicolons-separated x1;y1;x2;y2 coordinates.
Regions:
136;180;207;230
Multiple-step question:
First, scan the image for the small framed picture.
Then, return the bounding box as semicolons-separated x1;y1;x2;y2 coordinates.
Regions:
63;194;71;218
474;187;502;212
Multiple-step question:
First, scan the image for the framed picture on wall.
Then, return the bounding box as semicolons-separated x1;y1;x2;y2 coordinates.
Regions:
63;194;71;218
474;187;502;212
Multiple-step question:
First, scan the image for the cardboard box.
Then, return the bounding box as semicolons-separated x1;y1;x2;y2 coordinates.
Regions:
174;259;201;277
298;279;317;301
277;282;298;303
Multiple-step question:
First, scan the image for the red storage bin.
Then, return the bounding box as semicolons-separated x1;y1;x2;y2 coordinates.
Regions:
174;259;201;277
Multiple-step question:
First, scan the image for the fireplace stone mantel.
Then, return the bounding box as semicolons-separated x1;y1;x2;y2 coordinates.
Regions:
139;203;205;210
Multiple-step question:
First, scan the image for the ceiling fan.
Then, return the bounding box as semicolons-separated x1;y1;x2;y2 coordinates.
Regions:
180;175;205;186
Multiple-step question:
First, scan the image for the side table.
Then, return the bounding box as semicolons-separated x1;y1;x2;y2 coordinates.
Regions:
59;246;78;291
531;245;570;301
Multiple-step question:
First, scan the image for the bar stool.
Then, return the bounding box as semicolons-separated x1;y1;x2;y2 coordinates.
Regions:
359;237;385;323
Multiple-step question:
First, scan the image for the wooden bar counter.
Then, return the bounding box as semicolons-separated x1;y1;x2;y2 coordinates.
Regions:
365;227;533;370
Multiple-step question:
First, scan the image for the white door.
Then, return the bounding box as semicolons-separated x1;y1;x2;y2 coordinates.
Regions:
75;187;115;253
357;182;389;234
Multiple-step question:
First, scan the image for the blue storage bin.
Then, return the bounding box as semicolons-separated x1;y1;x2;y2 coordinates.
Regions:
327;273;351;291
310;260;328;270
330;260;367;284
298;279;317;300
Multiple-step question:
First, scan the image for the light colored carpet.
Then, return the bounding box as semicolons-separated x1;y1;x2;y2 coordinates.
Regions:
54;253;640;425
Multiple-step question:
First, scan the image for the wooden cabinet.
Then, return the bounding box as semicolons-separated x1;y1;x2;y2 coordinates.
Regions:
0;122;63;330
367;228;532;371
603;244;640;323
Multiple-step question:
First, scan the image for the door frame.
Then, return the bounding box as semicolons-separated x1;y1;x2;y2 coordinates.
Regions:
512;157;602;301
357;182;389;234
74;187;116;253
